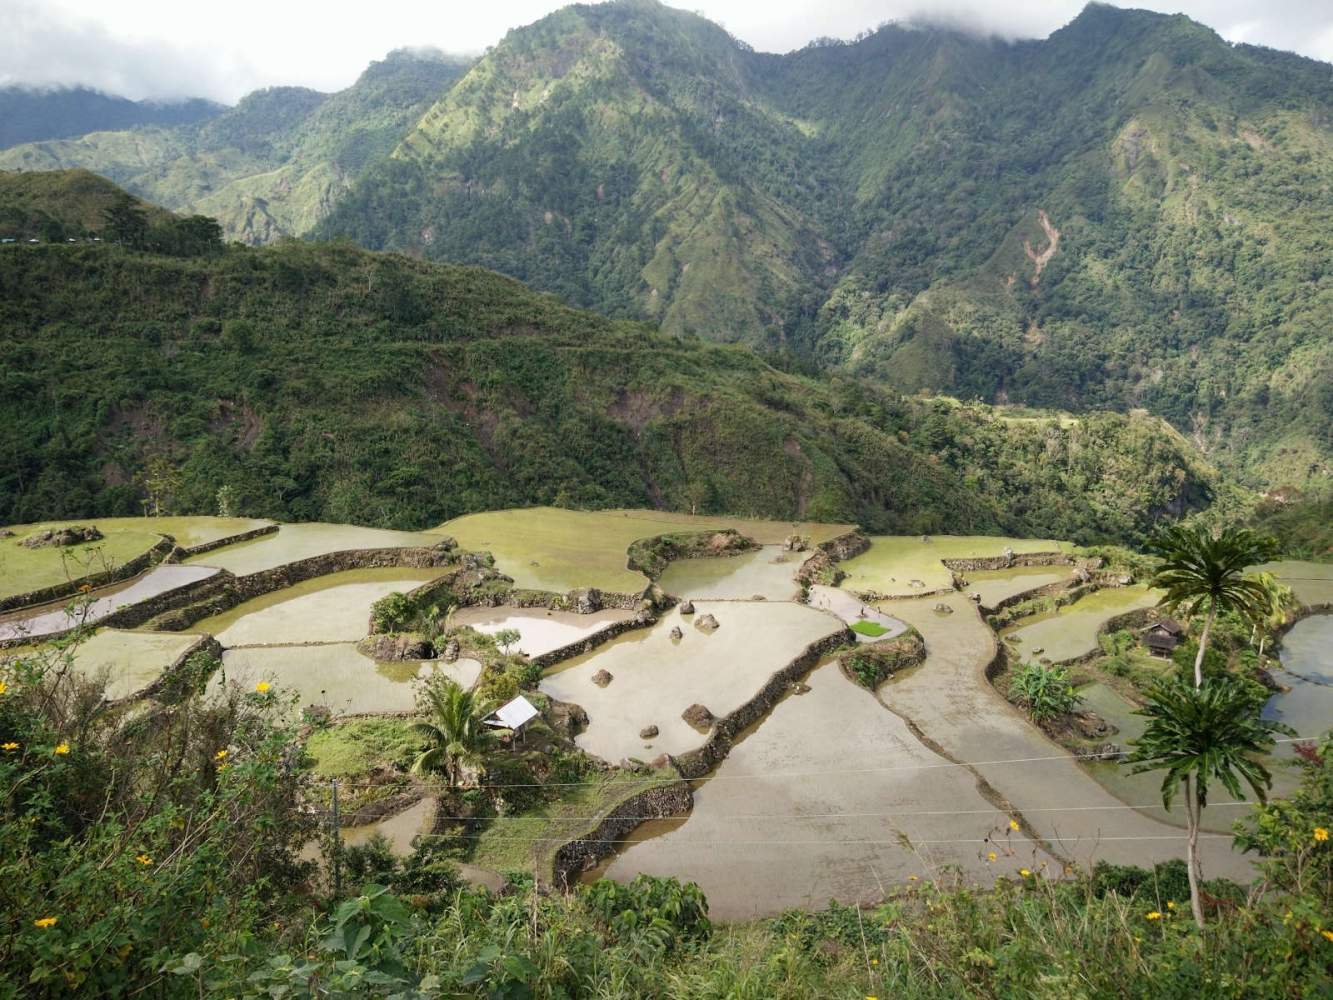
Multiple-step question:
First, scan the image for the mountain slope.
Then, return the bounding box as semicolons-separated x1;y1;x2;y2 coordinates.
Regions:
0;188;1215;542
0;168;175;240
0;86;221;150
0;50;471;243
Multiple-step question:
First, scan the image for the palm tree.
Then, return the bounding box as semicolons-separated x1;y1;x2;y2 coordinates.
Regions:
1249;572;1292;666
410;676;497;788
1127;677;1288;927
1147;525;1277;687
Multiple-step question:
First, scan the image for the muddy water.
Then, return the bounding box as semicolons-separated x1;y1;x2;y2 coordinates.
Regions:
540;601;844;764
59;628;202;700
839;535;1068;598
962;565;1073;610
342;797;436;852
186;523;443;577
657;546;802;601
1002;585;1161;664
192;568;445;646
1269;615;1333;752
805;585;908;643
451;606;634;657
215;644;482;715
874;592;1254;879
598;659;1057;919
1254;561;1333;608
0;564;219;641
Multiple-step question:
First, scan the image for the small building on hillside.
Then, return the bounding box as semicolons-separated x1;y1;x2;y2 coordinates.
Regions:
1141;618;1184;657
484;695;540;743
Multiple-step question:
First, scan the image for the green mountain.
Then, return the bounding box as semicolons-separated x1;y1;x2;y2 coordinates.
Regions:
313;1;1332;488
0;86;220;150
0;50;471;243
0;168;175;240
0;180;1215;543
4;3;1329;491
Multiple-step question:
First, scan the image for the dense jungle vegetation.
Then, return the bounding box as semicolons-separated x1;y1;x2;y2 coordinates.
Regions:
0;236;1217;543
4;3;1330;489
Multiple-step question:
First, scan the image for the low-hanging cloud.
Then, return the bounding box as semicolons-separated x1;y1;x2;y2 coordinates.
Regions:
1;0;1330;105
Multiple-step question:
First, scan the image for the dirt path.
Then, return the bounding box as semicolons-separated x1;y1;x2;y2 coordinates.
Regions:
876;592;1254;881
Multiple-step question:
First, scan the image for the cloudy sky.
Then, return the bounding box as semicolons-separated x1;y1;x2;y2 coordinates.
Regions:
2;0;1331;103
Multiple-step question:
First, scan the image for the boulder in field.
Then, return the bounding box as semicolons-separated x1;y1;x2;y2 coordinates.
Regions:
669;626;683;640
591;669;613;688
679;599;695;615
639;724;659;739
694;613;719;631
681;703;715;731
21;525;104;548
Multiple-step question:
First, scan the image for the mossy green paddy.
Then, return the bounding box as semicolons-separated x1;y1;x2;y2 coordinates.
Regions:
838;535;1069;598
0;523;163;601
186;522;443;577
33;628;203;701
962;564;1074;609
1002;585;1160;664
192;568;446;646
437;507;850;594
215;644;481;715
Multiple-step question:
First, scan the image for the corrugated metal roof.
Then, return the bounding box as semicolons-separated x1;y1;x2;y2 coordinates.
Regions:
487;695;539;730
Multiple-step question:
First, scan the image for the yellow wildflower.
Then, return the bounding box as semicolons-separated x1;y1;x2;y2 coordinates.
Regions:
1009;819;1020;831
1322;930;1333;943
1146;911;1162;921
214;749;228;760
1315;827;1329;842
1166;901;1177;910
53;742;69;755
255;681;271;693
1019;869;1032;878
135;854;152;866
871;958;878;966
78;584;92;594
987;851;997;862
907;875;918;882
1;742;18;751
33;917;57;929
0;680;7;695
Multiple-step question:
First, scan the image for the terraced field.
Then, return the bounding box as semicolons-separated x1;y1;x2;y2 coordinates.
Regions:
3;508;1322;919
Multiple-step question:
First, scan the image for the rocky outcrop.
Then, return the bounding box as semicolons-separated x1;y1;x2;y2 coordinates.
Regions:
627;528;758;580
639;724;659;739
358;634;435;661
669;626;683;640
546;699;589;738
20;524;103;548
679;600;695;615
840;630;926;689
591;669;614;688
694;613;719;631
552;780;693;889
783;534;809;552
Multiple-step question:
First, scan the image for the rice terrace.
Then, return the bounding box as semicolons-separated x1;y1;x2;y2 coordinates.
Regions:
3;0;1333;993
2;508;1327;925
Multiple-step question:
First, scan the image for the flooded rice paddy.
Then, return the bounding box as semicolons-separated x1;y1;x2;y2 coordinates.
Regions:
342;797;436;853
0;564;219;641
192;568;445;647
215;644;482;715
186;523;443;577
1268;615;1333;759
540;601;844;763
838;535;1069;598
657;546;802;601
451;606;634;657
1002;585;1161;664
1255;561;1333;608
874;592;1253;879
961;564;1073;609
598;658;1058;919
438;507;850;594
61;628;202;700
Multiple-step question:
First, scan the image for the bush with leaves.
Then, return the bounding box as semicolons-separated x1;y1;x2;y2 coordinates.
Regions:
1009;662;1080;721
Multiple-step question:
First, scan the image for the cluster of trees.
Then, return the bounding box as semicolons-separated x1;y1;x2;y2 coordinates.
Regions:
101;194;223;257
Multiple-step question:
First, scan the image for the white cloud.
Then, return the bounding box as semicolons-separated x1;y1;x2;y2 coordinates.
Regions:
1;0;1330;103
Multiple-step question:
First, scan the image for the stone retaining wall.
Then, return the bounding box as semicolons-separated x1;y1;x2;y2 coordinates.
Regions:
552;780;693;889
671;628;854;779
626;528;758;580
145;543;459;631
529;612;657;669
0;536;175;614
941;552;1071;573
111;634;223;705
795;532;872;589
172;524;279;558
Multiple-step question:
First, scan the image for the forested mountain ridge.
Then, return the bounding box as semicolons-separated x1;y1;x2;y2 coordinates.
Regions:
314;1;1333;489
0;85;221;150
2;2;1330;490
0;50;471;244
0;214;1215;543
